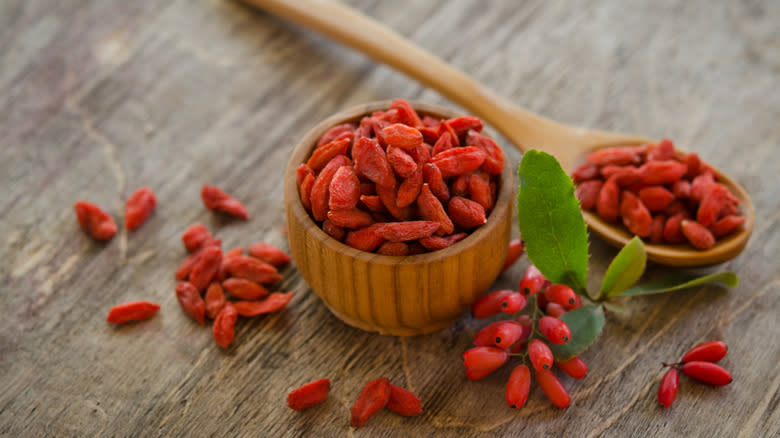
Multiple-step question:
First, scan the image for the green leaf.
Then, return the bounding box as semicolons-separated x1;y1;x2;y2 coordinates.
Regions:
600;236;647;299
517;150;588;294
549;304;605;361
619;271;738;297
602;300;627;313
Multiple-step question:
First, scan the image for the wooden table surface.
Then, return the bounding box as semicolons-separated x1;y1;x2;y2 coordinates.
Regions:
1;1;778;436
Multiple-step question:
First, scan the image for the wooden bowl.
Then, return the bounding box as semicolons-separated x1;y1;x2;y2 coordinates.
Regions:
284;101;513;336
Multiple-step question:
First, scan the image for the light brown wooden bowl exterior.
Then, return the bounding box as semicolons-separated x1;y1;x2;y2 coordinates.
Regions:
284;101;513;336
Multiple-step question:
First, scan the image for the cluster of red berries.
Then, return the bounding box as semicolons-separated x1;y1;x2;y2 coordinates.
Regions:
657;340;732;408
462;264;586;409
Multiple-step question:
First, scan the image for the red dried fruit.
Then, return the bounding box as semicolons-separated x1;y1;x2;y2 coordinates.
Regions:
387;146;417;178
124;187;157;230
672;179;692;199
376;242;410;256
501;238;526;273
328;166;361;211
205;282;227;319
649;214;666;244
181;224;212;252
311;155;352;221
709;215;745;238
587;147;640;166
234;292;293;316
223;277;269;300
658;368;679;408
386;384;423;416
327;208;374;229
299;173;315;212
538;316;571;345
350;378;392;427
637;161;687;185
418;233;467;250
663;214;686;244
467;171;492;210
430;146;485;177
681;361;732;386
432;131;453;156
437;120;460;146
307;138;350;172
224;255;283;284
248;242;291;267
505;365;531;409
189;246;222;291
217;246;244;281
175;281;206;324
175;238;222;280
697;184;729;226
296;163;314;187
106;301;160;324
344;225;385;252
396;165;423;208
447;115;483;136
685;153;702;178
416;184;454;236
317;123;356;148
519;264;546;296
681;220;715;250
390;99;423;128
375;183;413;221
450;173;470;197
536;369;570;409
681;341;728;363
555;356;588;379
572;163;600;182
596;177;620;222
74;201;117;241
691;172;715;202
322;219;346;241
620;191;652;237
358;195;386;213
639;186;675;212
463;347;508;380
466;130;504;175
544;284;577;309
374;221;439;242
421;165;449;205
201;185;249;219
575;180;603;210
647;139;676;161
287;378;331;411
382;123;423;150
212;302;238;349
447;196;486;228
528;339;554;371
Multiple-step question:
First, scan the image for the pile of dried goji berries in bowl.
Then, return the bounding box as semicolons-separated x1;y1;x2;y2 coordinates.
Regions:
284;100;514;336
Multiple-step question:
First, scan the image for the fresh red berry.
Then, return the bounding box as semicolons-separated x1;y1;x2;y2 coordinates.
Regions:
463;347;508;380
473;321;507;347
528;339;553;372
555;356;588;379
681;361;732;386
505;365;531;409
681;341;728;364
501;238;526;273
571;294;583;309
519;265;546;296
538;316;571;345
545;302;566;318
471;289;515;319
544;284;577;309
493;322;526;349
500;292;527;314
536;369;571;408
657;368;679;408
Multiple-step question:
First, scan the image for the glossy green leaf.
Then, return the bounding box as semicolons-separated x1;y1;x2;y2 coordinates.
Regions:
517;150;588;294
600;236;647;299
619;271;738;297
602;300;627;313
549;304;605;361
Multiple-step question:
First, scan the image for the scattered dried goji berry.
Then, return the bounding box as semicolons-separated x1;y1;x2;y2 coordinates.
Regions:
74;201;117;241
175;281;206;324
287;378;331;411
212;302;238;349
106;301;160;324
681;220;715;250
205;282;227;319
189;246;222;291
222;277;269;300
248;242;291;267
350;378;392;427
201;184;249;219
234;292;293;316
181;224;212;252
224;255;283;284
124;187;157;230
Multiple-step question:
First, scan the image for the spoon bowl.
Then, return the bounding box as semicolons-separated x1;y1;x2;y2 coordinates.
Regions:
242;0;754;266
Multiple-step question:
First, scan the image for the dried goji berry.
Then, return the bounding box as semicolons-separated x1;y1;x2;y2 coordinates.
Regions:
639;186;675;212
201;184;249;219
344;225;385;252
381;123;423;150
223;277;269;300
311;155;352;221
505;364;531;409
663;214;687;244
248;242;291;267
697;184;729;226
390;99;423;128
287;378;331;411
450;173;470;197
416;184;454;236
387;384;423;416
587;147;640;166
422;163;450;203
376;242;410;256
709;215;745;238
657;368;679;408
358;195;386;213
649;214;666;244
519;264;546;296
350;378;392;427
327;208;374;229
620;191;652;237
175;238;222;280
681;361;732;386
572;163;600;182
387;146;417;178
307;137;350;172
74;201;117;241
672;179;692;199
189;246;222;291
555;356;588;379
600;165;641;187
418;233;467;251
430;146;485;177
637;161;687;185
681;220;715;250
396;165;423;208
538;316;571;345
685;152;702;178
467;171;492;210
647;139;676;161
297;163;315;187
466;130;504;175
106;301;160;324
431;131;453;156
299;173;315;213
596;177;620;222
437;120;460;146
175;281;206;324
501;238;526;273
375;183;413;221
212;302;238;349
124;187;156;230
575;180;603;210
447;115;483;136
322;219;346;241
681;341;728;363
181;224;212;252
535;369;570;409
447;196;486;228
328;166;361;211
205;282;227;319
217;246;244;281
374;221;439;242
317;123;356;148
234;292;293;316
528;339;554;371
224;255;283;284
690;171;715;202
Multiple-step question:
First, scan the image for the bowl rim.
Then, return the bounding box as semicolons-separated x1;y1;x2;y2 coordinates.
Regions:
284;100;514;265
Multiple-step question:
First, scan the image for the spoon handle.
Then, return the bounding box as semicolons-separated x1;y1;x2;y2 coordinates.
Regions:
239;0;560;152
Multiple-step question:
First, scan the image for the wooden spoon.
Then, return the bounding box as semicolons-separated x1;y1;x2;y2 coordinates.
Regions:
239;0;754;266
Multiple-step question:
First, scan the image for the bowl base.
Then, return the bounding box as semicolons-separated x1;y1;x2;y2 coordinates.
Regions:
323;302;460;337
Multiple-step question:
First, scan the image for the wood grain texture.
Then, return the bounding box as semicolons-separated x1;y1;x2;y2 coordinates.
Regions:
0;0;777;437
